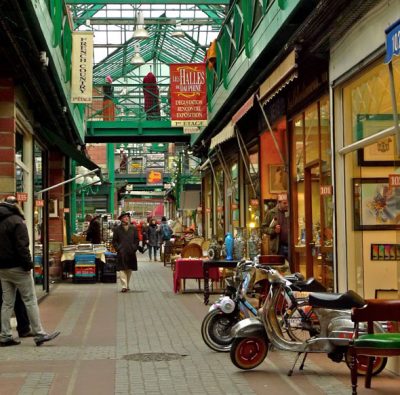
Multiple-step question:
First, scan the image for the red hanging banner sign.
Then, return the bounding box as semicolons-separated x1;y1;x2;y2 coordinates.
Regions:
170;63;207;127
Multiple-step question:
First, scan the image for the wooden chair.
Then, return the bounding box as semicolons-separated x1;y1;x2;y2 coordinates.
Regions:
181;243;202;259
349;299;400;395
179;243;203;292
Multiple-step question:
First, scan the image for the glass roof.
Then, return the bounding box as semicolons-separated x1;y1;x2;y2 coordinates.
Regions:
67;1;228;84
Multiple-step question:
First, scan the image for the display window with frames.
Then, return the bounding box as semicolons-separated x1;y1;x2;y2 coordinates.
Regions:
339;56;400;298
290;95;333;291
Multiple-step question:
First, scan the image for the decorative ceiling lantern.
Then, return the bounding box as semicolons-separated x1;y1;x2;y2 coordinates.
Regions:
133;11;149;40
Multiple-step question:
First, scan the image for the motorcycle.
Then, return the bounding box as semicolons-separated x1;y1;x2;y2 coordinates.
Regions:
201;259;325;352
229;265;387;376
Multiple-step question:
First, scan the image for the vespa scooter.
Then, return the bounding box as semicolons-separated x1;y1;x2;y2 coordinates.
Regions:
201;259;324;353
229;266;387;376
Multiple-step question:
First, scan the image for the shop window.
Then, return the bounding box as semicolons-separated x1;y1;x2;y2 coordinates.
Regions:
215;167;224;240
203;175;212;240
244;150;260;231
291;96;333;291
341;57;400;297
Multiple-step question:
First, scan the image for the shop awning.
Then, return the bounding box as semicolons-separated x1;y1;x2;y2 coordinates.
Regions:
232;94;255;124
259;49;298;104
42;128;100;171
209;121;235;150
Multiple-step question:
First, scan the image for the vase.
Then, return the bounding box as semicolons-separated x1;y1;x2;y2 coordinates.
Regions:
225;232;234;260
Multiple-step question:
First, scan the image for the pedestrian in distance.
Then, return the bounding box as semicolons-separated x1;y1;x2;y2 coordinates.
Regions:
262;193;290;260
143;218;160;261
0;196;60;347
112;212;141;292
159;216;173;261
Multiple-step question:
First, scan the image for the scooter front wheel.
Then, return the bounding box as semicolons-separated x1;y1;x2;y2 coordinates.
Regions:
230;337;268;370
201;310;240;352
345;352;387;376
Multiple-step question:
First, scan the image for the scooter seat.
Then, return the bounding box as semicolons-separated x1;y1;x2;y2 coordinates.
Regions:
308;290;366;310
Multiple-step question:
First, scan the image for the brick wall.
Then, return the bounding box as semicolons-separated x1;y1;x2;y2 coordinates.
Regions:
86;143;107;167
0;78;15;199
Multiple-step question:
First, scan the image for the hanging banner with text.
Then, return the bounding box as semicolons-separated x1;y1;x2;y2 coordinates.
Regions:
170;63;207;127
71;32;94;103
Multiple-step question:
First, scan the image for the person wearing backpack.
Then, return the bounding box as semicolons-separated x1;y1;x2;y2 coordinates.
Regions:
159;216;172;261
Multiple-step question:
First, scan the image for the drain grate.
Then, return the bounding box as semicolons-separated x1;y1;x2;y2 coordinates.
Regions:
122;352;187;362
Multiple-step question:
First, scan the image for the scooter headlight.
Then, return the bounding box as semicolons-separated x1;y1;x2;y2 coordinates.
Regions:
219;296;236;314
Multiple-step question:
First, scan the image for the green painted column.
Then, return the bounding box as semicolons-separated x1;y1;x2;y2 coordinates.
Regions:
107;143;115;218
70;161;77;234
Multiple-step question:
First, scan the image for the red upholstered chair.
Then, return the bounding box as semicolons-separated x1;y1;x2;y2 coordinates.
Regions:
349;299;400;395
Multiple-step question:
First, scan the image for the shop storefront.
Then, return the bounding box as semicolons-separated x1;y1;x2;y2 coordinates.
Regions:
331;1;400;299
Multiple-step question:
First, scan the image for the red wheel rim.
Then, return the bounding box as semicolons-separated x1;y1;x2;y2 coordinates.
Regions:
235;338;267;368
356;355;383;374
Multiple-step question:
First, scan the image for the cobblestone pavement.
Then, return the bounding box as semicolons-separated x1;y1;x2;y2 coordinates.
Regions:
0;257;398;394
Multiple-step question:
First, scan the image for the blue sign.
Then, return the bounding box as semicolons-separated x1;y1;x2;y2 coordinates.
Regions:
385;19;400;63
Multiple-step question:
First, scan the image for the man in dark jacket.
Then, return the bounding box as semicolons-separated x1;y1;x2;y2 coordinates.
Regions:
263;194;289;259
86;214;102;244
112;211;140;292
0;196;60;346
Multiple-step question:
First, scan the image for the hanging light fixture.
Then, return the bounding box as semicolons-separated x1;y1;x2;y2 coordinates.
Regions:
171;21;185;38
133;11;149;39
130;44;145;65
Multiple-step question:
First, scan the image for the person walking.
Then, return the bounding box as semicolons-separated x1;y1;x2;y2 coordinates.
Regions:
263;194;289;260
0;196;60;347
143;218;160;261
159;216;173;261
112;212;140;292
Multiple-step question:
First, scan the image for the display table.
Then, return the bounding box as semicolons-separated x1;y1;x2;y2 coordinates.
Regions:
173;258;219;293
202;259;239;305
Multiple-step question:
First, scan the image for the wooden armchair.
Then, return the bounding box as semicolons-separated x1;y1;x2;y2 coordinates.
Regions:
349;299;400;394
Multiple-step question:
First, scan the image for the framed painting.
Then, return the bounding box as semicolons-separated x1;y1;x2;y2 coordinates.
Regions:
353;178;400;230
356;114;400;166
49;199;58;218
269;164;287;193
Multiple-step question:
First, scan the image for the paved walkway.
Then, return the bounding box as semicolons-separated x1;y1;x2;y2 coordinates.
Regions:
0;257;398;394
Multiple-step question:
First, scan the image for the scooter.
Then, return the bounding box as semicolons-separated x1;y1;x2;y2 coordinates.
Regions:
201;259;325;352
229;265;387;376
201;260;259;352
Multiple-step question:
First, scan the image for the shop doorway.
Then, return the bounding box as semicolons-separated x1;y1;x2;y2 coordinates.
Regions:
304;161;334;290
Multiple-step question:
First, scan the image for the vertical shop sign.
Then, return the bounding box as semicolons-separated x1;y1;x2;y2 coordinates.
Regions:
170;63;207;127
71;32;94;103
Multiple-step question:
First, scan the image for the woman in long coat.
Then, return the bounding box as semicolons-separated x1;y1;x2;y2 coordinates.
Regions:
112;212;140;292
143;218;161;261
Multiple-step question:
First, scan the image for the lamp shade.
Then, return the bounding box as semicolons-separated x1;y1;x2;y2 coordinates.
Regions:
130;44;145;65
171;22;185;38
133;12;149;39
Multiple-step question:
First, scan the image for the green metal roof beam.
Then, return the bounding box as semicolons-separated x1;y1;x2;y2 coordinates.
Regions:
197;5;226;24
66;1;229;4
73;4;105;28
